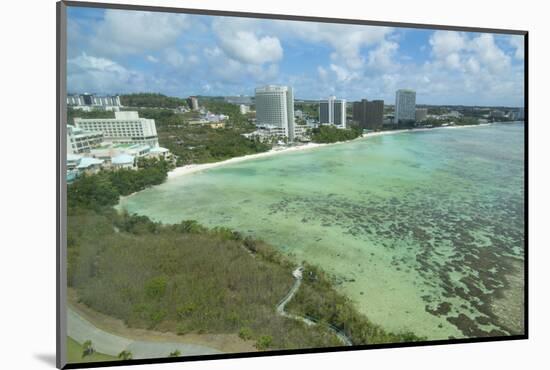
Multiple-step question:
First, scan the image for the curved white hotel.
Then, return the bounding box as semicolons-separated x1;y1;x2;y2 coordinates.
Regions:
255;85;295;141
74;111;159;147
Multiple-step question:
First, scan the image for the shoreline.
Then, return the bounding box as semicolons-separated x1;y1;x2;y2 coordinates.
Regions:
165;123;495;180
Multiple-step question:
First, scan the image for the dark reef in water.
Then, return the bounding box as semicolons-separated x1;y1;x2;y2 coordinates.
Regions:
267;180;524;338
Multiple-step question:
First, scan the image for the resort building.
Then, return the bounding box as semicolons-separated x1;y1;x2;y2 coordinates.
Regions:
76;157;104;174
187;96;199;111
67;93;122;111
66;125;103;154
352;99;384;130
255;85;296;141
395;89;416;125
415;108;428;123
111;154;136;170
74;111;159;147
239;104;250;114
319;96;347;128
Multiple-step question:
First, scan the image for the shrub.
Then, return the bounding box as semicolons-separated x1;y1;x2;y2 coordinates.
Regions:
145;276;168;299
238;327;253;340
255;335;273;350
169;349;181;357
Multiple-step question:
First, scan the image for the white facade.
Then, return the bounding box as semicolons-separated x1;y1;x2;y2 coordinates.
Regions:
188;96;199;111
255;85;295;141
395;89;416;123
66;125;103;154
74;111;159;147
67;94;121;110
239;104;250;114
319;96;346;128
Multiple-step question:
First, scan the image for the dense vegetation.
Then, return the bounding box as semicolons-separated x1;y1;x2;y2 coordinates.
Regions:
120;93;188;109
295;102;319;121
425;116;480;127
286;264;424;344
311;125;363;144
158;126;270;166
67;108;114;125
68;208;342;350
68;158;171;210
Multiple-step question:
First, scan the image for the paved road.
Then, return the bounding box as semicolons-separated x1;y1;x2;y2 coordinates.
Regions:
276;266;353;347
67;308;223;359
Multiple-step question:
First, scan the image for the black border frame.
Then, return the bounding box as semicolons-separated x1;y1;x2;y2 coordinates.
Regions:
56;1;529;369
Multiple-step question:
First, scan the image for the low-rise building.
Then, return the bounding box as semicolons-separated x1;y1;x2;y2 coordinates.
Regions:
76;157;104;174
111;154;136;170
67;93;122;111
239;104;250;114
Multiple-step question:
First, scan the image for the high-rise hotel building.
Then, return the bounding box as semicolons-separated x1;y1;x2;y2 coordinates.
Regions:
352;99;384;130
395;89;416;124
319;96;347;128
255;85;295;141
74;111;159;147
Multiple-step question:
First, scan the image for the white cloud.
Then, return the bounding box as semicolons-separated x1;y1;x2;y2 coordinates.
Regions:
90;9;189;55
212;18;283;65
220;31;283;64
470;34;511;73
276;21;392;70
146;55;159;63
508;35;524;60
368;41;399;71
429;31;467;59
67;53;144;93
317;66;328;80
329;64;359;82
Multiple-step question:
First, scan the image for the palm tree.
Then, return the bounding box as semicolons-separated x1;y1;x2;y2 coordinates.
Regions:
82;340;94;358
169;349;181;357
118;350;132;361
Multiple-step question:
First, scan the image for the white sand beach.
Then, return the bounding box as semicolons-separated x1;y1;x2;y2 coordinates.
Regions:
166;124;495;180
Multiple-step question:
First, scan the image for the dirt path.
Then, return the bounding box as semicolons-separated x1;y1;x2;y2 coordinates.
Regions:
67;289;257;357
276;267;353;346
68;307;222;359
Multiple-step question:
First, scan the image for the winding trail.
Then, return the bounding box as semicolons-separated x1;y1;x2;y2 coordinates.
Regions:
67;308;222;359
276;267;353;347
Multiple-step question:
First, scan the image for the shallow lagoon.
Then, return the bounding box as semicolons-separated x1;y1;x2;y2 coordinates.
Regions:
119;123;525;340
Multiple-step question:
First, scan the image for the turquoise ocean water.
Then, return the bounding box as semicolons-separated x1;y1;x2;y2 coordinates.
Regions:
119;123;525;340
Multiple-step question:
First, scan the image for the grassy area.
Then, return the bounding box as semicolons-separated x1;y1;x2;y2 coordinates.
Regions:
66;336;117;363
158;125;270;166
311;125;363;144
68;209;342;350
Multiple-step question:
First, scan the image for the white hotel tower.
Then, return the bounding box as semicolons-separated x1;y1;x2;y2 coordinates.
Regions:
255;85;295;141
395;89;416;124
319;95;347;128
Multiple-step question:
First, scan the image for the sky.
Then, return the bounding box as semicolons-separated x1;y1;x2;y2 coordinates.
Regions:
67;6;525;107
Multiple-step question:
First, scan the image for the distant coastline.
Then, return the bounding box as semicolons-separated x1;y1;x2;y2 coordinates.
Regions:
165;122;498;181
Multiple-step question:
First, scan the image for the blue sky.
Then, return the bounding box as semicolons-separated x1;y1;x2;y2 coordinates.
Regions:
67;6;525;106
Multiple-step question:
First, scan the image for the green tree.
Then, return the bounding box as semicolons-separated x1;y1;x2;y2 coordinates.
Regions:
118;350;133;360
82;340;94;358
169;349;181;357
